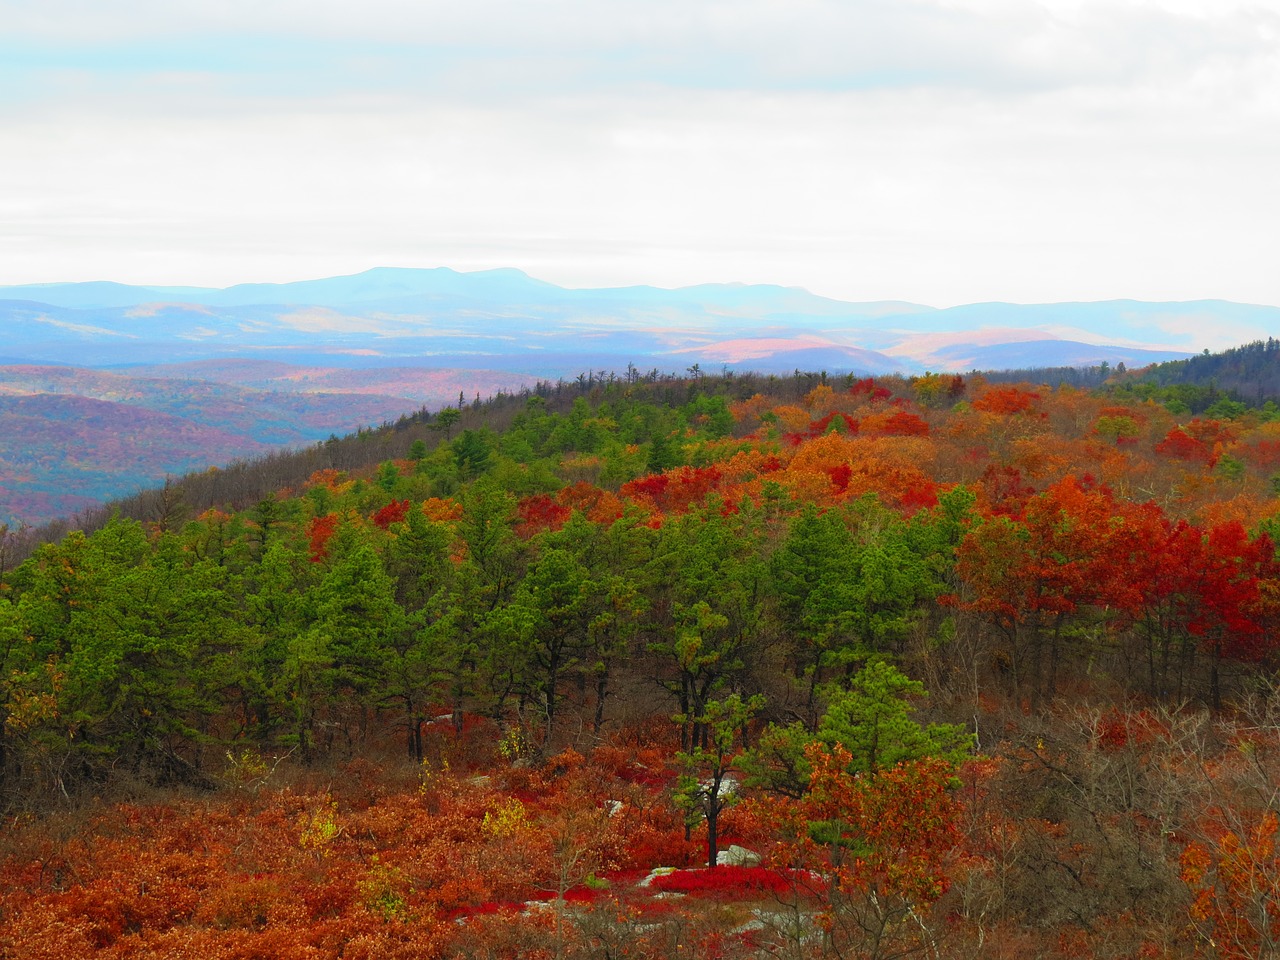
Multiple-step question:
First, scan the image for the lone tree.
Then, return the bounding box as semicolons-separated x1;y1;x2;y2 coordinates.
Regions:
674;692;766;868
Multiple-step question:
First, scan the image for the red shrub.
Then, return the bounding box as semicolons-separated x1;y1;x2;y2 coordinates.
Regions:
649;866;796;900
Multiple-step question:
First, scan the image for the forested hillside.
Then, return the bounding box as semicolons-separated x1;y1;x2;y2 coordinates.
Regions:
2;370;1279;959
982;337;1280;415
1126;337;1280;407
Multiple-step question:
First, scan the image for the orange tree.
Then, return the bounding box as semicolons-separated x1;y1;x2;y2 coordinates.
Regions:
769;745;964;960
1182;811;1280;960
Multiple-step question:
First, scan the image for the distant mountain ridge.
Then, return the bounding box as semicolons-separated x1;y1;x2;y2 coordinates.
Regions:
5;266;1266;375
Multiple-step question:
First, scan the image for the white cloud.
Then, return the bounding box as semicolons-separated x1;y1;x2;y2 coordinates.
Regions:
0;0;1277;307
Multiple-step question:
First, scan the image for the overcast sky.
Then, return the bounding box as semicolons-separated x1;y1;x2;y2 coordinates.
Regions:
2;0;1277;306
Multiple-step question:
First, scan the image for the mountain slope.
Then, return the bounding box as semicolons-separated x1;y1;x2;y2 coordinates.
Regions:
0;363;539;526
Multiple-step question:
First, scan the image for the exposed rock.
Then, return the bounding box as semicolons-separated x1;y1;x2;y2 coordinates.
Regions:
716;844;761;867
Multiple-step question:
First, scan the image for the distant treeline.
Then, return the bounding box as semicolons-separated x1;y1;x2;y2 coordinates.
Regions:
1132;337;1280;402
979;338;1280;415
975;363;1116;390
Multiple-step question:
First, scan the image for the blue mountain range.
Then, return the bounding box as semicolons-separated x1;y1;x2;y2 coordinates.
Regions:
7;266;1271;374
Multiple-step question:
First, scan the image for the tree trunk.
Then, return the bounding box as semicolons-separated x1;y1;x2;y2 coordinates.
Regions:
593;670;608;732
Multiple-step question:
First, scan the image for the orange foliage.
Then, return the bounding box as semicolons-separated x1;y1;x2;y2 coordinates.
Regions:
728;392;777;425
715;447;787;486
420;497;463;522
1007;437;1069;479
860;408;929;437
1182;812;1280;960
771;404;812;433
1196;492;1280;532
972;385;1041;415
307;468;351;491
765;748;963;958
784;431;857;474
803;383;839;412
556;481;624;523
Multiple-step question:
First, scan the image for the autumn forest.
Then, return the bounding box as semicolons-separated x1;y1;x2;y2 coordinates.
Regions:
3;364;1280;959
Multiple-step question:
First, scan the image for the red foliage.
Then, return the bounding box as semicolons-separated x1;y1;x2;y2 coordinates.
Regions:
649;865;796;900
556;481;624;523
899;479;940;513
1185;418;1238;446
1155;426;1215;465
1152;418;1238;467
372;499;411;529
620;466;724;514
307;513;339;562
849;377;892;401
516;493;572;537
620;473;669;503
1094;708;1163;753
1187;522;1278;662
978;464;1035;517
559;884;607;904
1095;710;1130;752
1238;438;1280;471
868;409;930;437
827;463;853;492
667;466;724;512
782;431;807;448
809;411;860;437
958;476;1137;627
